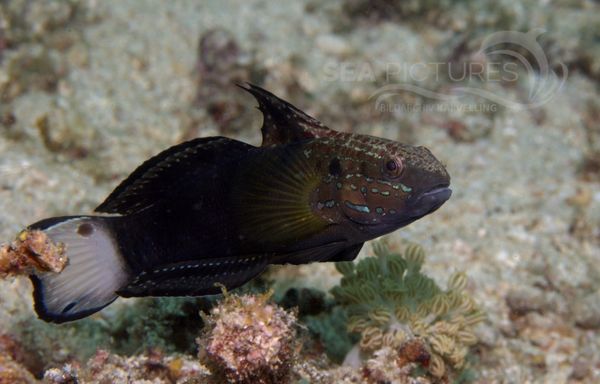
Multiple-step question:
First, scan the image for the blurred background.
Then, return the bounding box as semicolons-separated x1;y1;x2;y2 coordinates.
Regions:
0;0;599;382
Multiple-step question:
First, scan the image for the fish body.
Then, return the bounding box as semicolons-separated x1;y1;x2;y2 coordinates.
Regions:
28;84;451;323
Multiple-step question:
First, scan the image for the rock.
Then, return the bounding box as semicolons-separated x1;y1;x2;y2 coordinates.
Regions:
0;355;37;384
506;287;549;316
198;292;297;384
573;291;600;329
316;35;352;57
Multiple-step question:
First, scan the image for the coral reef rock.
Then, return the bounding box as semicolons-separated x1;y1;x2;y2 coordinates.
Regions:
0;229;67;278
198;292;298;384
0;355;37;384
43;349;209;384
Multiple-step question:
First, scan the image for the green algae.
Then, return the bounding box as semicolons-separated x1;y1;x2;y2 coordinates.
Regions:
304;306;359;364
11;296;204;374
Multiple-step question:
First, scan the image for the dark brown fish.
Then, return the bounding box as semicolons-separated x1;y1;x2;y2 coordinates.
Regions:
27;84;451;323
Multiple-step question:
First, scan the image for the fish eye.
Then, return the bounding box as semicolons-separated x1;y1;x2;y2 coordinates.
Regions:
383;157;403;178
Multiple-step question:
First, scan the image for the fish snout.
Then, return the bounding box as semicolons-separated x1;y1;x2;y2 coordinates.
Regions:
404;186;452;219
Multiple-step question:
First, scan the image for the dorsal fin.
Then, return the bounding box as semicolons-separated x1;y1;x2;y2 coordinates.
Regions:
238;83;334;146
96;137;253;215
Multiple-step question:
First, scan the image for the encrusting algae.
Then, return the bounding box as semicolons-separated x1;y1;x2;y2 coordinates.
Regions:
198;290;298;384
43;348;210;384
0;229;67;278
332;241;486;380
0;334;37;384
0;355;37;384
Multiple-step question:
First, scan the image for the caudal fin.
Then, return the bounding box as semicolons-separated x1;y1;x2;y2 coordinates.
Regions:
28;216;130;323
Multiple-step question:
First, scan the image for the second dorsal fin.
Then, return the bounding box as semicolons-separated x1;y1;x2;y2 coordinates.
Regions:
238;83;334;146
95;137;253;215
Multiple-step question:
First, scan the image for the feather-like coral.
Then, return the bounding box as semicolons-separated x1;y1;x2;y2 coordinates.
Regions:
332;241;486;379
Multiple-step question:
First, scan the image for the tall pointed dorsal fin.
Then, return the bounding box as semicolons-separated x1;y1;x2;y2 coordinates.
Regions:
238;83;334;146
96;137;253;215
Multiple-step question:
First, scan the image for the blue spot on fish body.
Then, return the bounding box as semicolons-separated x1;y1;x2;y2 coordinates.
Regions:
344;200;371;213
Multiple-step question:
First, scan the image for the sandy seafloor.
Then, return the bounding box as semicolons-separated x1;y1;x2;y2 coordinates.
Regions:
1;0;599;383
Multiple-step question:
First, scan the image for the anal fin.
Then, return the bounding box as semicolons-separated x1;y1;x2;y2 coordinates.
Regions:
118;254;269;297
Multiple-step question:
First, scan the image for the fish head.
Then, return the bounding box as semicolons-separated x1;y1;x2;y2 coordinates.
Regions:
317;135;451;236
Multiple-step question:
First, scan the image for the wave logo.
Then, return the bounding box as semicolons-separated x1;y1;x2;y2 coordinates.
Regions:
371;30;568;111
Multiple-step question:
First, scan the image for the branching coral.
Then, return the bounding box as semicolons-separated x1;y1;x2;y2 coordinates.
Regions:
332;242;486;379
198;291;298;384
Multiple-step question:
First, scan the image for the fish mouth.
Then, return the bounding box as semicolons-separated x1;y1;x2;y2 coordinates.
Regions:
342;184;452;229
403;185;452;221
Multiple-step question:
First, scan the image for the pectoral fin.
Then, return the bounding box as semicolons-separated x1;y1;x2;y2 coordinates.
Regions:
233;145;328;246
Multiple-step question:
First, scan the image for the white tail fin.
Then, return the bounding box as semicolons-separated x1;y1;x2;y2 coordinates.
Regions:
29;216;130;323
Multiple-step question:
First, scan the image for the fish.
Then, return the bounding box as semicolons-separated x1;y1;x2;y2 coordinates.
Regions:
26;84;451;323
